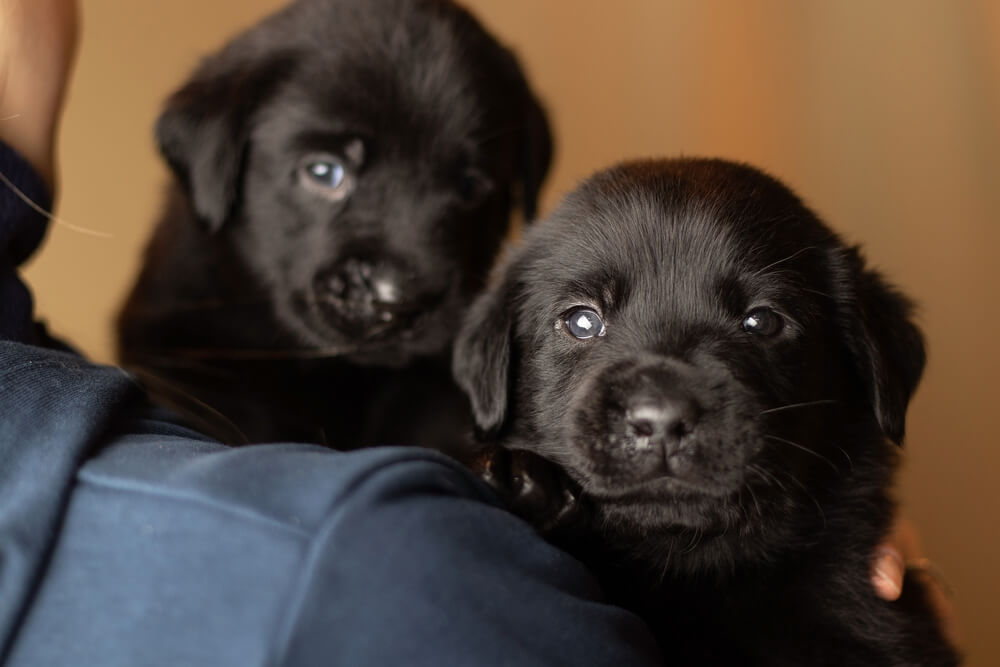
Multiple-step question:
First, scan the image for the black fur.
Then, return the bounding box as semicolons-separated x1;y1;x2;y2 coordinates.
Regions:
454;158;958;665
117;0;552;450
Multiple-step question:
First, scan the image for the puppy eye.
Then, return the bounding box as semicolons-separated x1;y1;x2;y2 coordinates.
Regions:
305;160;345;188
457;169;494;207
742;307;784;336
564;308;606;340
298;156;354;201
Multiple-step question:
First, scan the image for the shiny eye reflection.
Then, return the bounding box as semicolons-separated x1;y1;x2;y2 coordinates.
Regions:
742;307;784;336
565;308;606;339
299;157;353;201
305;161;345;188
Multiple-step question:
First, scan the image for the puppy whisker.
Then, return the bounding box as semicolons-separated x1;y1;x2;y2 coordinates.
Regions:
770;467;828;532
130;368;250;444
129;345;358;364
750;246;819;278
122;299;274;317
763;434;840;473
0;170;114;238
163;346;359;361
657;548;674;586
747;463;787;494
682;528;704;554
802;287;835;300
744;483;763;521
836;446;855;472
126;353;242;378
759;399;839;416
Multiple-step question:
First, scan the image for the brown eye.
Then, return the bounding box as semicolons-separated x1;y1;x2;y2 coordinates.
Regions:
742;307;784;336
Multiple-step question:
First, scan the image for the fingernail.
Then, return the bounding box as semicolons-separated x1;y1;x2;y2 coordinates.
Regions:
873;548;904;600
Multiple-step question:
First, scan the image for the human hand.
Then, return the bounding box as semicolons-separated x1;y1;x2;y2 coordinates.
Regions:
872;516;960;647
0;0;80;191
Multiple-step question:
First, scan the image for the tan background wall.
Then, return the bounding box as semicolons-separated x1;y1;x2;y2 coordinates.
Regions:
23;0;998;662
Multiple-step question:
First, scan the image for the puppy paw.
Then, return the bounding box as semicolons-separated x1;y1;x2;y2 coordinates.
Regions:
480;448;584;534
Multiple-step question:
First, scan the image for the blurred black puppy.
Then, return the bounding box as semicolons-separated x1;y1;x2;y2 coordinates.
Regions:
455;159;958;665
117;0;551;450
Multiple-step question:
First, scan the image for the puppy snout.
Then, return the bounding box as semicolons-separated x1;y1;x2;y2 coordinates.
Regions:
314;254;446;339
326;258;400;307
315;258;409;333
625;399;698;455
624;388;701;480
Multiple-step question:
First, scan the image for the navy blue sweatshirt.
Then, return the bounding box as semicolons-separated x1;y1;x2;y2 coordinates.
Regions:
0;142;49;342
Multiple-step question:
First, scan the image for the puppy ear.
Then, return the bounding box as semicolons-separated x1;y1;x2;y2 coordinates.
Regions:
453;280;516;438
838;247;926;444
516;88;553;223
156;52;294;231
495;44;552;224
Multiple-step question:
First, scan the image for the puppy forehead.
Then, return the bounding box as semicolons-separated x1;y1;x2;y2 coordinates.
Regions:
519;159;831;318
272;0;515;152
548;208;737;304
526;181;748;297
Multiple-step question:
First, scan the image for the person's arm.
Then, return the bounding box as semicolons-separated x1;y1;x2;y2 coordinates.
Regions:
0;0;78;343
0;341;663;666
0;0;79;191
0;140;48;341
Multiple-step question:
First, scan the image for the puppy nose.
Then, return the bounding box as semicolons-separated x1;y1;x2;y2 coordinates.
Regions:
318;258;407;329
314;255;446;339
625;397;698;456
326;258;396;304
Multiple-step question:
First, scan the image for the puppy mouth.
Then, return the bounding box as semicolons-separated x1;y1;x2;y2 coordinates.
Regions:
315;289;441;340
572;451;745;501
306;257;449;346
567;411;752;501
574;464;745;534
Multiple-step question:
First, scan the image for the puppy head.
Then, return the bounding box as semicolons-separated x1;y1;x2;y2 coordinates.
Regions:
455;158;924;547
156;0;552;364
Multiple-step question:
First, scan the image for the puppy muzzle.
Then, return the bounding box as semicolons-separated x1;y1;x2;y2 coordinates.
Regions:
572;359;750;493
313;255;443;339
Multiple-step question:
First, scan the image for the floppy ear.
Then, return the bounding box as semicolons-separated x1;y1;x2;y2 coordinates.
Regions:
453;280;516;438
516;88;553;223
837;247;926;444
494;45;552;224
156;52;295;231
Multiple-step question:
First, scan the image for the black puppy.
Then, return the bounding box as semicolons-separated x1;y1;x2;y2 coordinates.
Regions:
454;159;958;665
117;0;551;450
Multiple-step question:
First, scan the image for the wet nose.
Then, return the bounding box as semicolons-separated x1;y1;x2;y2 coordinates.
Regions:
317;257;408;332
625;394;699;458
325;258;400;308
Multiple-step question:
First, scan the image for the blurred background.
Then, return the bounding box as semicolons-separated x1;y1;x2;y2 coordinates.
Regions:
23;0;998;662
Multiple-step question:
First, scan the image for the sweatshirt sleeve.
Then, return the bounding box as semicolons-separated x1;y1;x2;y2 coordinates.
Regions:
1;344;662;666
0;141;51;342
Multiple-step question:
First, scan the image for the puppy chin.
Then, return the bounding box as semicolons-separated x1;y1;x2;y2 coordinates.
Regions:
569;446;746;531
560;381;759;533
590;478;744;534
578;461;745;499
